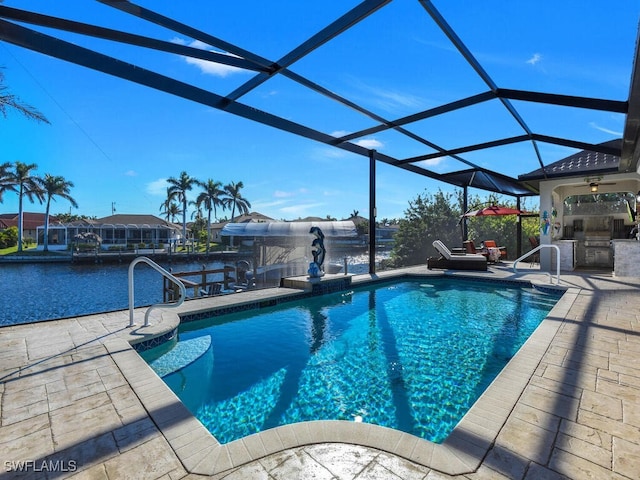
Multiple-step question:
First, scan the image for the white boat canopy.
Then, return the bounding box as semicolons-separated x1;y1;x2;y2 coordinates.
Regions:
221;221;357;237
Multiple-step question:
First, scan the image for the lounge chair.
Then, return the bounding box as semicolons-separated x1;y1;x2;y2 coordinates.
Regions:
427;240;487;271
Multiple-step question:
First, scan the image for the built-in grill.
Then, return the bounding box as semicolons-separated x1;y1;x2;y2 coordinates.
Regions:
583;236;610;248
579;232;612;268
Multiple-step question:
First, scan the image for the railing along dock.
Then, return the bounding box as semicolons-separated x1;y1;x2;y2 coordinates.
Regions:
163;265;236;302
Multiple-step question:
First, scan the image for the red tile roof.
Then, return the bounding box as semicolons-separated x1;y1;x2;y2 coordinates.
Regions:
0;212;58;230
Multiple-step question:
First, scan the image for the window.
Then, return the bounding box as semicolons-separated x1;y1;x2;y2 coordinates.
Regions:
563;192;636;217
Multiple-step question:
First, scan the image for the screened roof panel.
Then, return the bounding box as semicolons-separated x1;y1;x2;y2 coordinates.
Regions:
403;99;528;155
238;74;382;136
1;0;639;201
509;101;627;142
435;2;637;99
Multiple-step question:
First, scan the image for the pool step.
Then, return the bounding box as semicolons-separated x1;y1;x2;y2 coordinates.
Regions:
149;335;212;377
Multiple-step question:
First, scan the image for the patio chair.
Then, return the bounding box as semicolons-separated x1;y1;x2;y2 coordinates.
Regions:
463;240;489;257
199;282;222;296
428;240;487;271
483;240;507;261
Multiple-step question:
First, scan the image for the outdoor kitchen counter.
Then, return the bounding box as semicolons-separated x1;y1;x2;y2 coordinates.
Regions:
551;239;576;271
612;239;640;277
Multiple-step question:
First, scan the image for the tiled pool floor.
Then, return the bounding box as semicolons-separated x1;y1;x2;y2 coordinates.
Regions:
1;265;639;479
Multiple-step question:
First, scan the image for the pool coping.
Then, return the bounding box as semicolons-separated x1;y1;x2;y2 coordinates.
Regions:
108;270;577;477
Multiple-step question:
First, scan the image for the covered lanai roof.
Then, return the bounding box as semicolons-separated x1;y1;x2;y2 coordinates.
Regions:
518;138;625;192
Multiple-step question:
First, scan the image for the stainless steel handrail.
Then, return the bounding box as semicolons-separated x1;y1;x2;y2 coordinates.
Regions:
128;256;186;327
513;244;561;285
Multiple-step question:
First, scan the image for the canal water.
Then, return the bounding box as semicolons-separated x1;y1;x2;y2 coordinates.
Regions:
0;252;387;326
0;259;227;326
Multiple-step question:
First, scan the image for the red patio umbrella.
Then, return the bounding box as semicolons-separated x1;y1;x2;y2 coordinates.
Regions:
461;205;531;259
463;205;526;217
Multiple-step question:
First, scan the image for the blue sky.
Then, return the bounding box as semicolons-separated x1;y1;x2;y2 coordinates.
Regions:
1;1;638;221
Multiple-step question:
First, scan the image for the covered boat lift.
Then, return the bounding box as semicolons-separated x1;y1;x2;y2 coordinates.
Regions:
221;221;357;282
221;220;357;239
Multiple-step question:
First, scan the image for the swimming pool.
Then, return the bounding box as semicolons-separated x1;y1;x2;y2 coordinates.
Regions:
140;277;560;444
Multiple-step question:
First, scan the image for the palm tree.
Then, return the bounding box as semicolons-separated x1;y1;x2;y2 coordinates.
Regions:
223;181;251;221
0;70;49;124
166;171;196;246
195;179;224;252
189;204;207;247
0;161;13;203
10;162;44;252
159;187;183;222
41;174;78;251
189;202;203;221
166;203;181;223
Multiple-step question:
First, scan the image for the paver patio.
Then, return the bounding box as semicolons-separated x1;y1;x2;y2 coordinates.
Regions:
0;265;638;479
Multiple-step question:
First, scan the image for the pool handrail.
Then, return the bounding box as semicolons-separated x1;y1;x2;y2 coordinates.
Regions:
128;256;186;327
512;243;561;285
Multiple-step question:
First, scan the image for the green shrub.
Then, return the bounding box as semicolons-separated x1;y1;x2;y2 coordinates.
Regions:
0;227;19;248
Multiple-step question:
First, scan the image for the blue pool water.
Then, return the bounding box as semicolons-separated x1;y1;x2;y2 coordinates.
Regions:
140;278;561;444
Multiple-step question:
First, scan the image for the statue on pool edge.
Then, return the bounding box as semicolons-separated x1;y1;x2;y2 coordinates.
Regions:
308;226;326;278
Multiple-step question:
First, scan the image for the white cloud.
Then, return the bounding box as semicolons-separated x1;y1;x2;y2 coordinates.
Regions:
124;170;137;177
347;77;427;115
251;199;288;209
188;40;211;50
314;146;348;160
526;53;542;66
368;87;425;113
417;156;445;168
184;55;244;78
172;37;247;77
355;138;383;149
280;202;325;215
274;190;293;198
146;178;169;196
274;188;309;198
330;130;350;138
322;188;341;196
589;122;622;136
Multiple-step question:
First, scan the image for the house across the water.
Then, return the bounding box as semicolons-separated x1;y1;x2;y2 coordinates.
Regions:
35;214;183;251
0;212;54;245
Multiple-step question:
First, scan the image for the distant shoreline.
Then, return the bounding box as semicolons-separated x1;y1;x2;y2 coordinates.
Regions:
0;250;248;265
0;243;388;265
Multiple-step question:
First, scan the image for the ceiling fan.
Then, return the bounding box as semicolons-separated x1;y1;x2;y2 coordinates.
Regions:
584;176;616;192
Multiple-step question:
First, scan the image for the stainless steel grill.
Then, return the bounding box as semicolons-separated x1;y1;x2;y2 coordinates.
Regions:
584;238;610;248
580;233;612;268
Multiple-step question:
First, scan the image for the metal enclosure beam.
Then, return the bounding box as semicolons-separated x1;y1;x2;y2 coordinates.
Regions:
369;150;377;274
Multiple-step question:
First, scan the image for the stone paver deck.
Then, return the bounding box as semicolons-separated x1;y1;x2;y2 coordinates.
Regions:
0;265;639;479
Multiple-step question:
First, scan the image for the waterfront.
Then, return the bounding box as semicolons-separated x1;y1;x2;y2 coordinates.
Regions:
0;251;389;326
0;259;226;326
